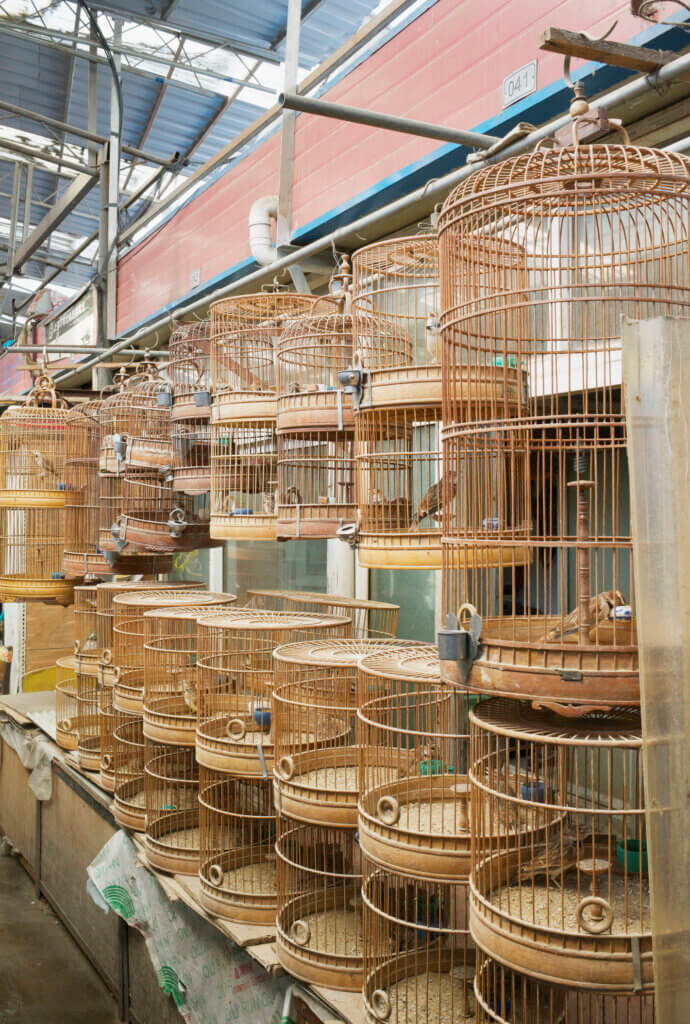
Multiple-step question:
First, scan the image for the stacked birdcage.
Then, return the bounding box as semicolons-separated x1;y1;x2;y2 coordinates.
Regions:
196;609;350;924
435;133;683;1018
0;374;74;603
95;580;195;652
350;234;445;569
74;584;99;649
168;319;213;498
247;588;398;639
113;716;148;831
357;647;479;1021
272;638;417;989
209;292;314;540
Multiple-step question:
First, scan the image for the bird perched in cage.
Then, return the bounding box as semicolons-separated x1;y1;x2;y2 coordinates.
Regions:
196;506;210;525
181;679;197;715
410;470;456;529
545;590;627;642
263;491;275;515
285;485;302;505
30;449;56;481
425;314;443;363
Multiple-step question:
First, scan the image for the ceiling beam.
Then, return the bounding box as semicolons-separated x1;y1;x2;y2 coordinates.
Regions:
13;169;98;272
538;26;688;76
0;137;97;176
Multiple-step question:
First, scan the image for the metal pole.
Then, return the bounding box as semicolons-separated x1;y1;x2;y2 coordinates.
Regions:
0;98;173;168
278;91;500;149
0;137;97;176
50;47;690;386
5;345;165;355
6;164;22;279
106;21;122;340
88;21;99;169
277;0;302;244
22;164;33;245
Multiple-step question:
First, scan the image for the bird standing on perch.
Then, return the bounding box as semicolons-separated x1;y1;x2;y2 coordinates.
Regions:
182;679;197;715
410;471;456;529
425;314;442;363
31;449;56;481
545;590;627;641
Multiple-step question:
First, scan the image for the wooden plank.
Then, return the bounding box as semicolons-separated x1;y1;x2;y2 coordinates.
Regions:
538;26;677;74
311;986;366;1024
0;689;55;723
0;734;37;863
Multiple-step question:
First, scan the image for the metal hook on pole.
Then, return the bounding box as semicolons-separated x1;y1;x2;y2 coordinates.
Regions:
563;20;618;92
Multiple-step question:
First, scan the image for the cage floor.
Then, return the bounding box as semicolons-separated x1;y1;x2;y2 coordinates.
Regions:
220;859;277;895
493;874;650;934
295;906;363;957
378;966;474;1024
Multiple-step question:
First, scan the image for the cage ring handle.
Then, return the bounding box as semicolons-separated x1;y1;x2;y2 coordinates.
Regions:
208;863;225;888
227;717;246;740
74;640;81;655
289;919;311;946
277;755;295;780
571;113;630;149
371;990;392;1022
457;603;478;626
101;648;114;666
59;718;72;732
101;753;112;770
376;794;400;826
576;897;614;934
111;667;122;685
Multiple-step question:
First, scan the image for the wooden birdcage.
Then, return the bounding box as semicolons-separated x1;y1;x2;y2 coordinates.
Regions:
99;687;135;792
75;653;114;771
358;686;473;882
0;374;73;603
473;949;654;1024
168;318;211;422
117;471;215;553
143;599;237;746
99;368;172;473
95;580;194;651
276;820;363;990
199;768;277;923
355;404;444;569
113;715;147;831
56;655;78;751
273;639;418;826
277;430;357;540
362;856;475;1024
210;292;315;423
56;647;115;756
352;234;440;406
74;584;99;649
172;418;212;495
357;643;439;706
196;610;351;776
469;700;651;992
113;589;228;713
144;741;199;875
210;419;278;539
439;145;690;711
248;589;399;638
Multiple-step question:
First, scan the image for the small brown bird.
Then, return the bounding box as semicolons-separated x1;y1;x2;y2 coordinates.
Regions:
31;449;56;480
285;485;302;505
545;590;626;642
182;679;197;715
410;471;456;529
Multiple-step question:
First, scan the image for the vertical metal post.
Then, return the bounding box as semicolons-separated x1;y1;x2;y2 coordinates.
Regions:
97;162;108;347
277;0;301;244
7;163;22;278
88;22;99;168
106;21;122;341
22;164;33;245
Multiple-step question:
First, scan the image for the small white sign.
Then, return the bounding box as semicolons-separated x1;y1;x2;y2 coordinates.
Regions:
502;60;537;109
190;267;201;288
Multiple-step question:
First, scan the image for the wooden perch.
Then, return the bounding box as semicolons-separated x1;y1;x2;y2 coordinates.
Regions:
538;26;682;75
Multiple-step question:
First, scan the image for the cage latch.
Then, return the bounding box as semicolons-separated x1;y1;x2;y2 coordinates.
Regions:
337;368;364;411
194;390;211;408
156;388;172;407
437;609;482;684
168;507;188;537
558;668;583;682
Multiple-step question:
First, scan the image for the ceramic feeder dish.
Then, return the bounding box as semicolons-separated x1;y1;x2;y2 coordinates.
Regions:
142;599;237;746
362;856;475;1024
276;820;363;991
272;639;421;827
196;610;351;777
198;768;277;924
469;699;651;993
247;589;399;639
438;145;690;712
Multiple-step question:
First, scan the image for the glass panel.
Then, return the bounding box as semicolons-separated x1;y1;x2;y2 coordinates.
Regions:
370;568;436;642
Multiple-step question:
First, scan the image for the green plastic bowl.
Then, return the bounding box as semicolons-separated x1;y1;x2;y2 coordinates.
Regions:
617;839;648;873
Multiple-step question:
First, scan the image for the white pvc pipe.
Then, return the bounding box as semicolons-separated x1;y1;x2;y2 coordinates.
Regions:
248;194;279;267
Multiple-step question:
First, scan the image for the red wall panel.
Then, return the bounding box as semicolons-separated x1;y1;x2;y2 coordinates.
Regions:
116;0;639;334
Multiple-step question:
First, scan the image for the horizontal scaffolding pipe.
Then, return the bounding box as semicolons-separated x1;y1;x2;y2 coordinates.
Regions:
51;44;690;387
278;91;500;148
4;345;166;356
0;99;178;168
0;137;98;176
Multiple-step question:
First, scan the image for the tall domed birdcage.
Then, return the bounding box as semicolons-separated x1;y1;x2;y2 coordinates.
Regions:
209;292;314;540
439;140;690;713
168;318;211;422
0;373;73;603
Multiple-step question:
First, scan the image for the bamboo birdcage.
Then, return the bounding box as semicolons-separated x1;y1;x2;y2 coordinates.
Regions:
99;688;135;792
357;643;439;707
117;471;214;553
74;584;99;649
0;374;73;603
143;599;237;746
95;580;195;651
113;715;148;831
56;656;79;751
168;318;211;422
469;699;651;992
113;590;228;713
352;234;440;406
144;741;199;875
172;418;212;495
210;419;278;539
247;588;399;638
439;144;690;711
75;653;115;771
362;856;475;1024
99;368;172;473
277;430;357;540
273;639;419;827
199;768;277;923
210;292;315;423
196;610;351;777
473;949;655;1023
276;820;363;990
